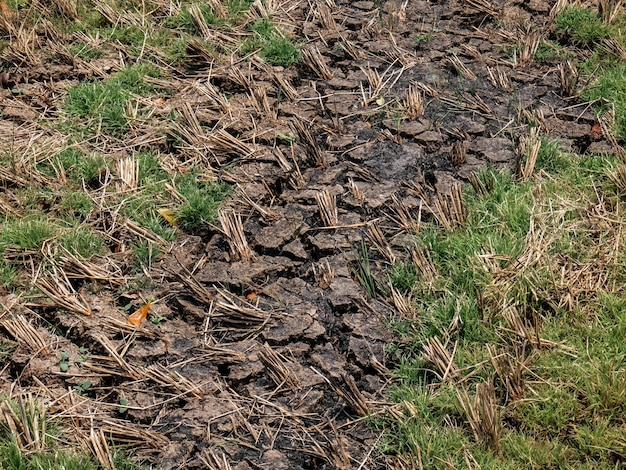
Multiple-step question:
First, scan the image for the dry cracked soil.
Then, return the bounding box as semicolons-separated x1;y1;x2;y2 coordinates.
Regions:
0;0;613;468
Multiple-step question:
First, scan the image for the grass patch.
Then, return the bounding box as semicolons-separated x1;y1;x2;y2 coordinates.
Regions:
64;64;160;137
384;144;626;467
242;18;300;66
554;6;612;45
175;173;231;233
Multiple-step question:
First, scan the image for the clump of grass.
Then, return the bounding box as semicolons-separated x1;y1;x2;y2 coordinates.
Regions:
242;18;300;66
555;6;612;45
175;173;231;233
59;226;105;259
0;217;57;251
64;64;160;137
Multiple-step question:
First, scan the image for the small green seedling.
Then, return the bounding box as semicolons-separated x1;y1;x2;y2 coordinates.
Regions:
73;380;92;395
149;314;166;325
118;398;128;414
59;352;71;372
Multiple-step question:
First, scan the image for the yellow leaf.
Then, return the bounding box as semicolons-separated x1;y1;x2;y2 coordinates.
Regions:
158;208;178;226
375;97;385;106
127;302;151;326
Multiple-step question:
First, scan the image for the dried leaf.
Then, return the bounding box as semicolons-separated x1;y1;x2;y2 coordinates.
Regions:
592;123;603;140
127;302;151;326
158;208;179;226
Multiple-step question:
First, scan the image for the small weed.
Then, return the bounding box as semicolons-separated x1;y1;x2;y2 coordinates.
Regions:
414;33;433;48
73;380;92;395
351;240;377;299
148;314;166;325
0;260;17;288
118;398;128;414
59;352;71;372
534;39;574;63
132;240;161;270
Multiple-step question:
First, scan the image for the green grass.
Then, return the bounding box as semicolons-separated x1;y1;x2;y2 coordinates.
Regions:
64;64;160;137
242;18;300;66
384;144;626;467
175;172;231;233
554;6;612;45
553;6;626;138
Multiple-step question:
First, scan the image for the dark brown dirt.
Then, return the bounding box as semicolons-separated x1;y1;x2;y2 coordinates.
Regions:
0;0;613;468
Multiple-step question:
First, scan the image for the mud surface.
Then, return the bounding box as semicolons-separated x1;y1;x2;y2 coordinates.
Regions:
0;0;611;468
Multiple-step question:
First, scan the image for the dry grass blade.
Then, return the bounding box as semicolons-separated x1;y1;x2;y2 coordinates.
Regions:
248;86;276;119
258;343;301;391
599;0;624;24
92;334;141;379
598;111;626;160
456;383;501;454
209;128;256;158
52;0;78;18
339;38;363;60
200;449;233;470
59;249;126;285
558;60;578;97
0;394;47;452
439;93;494;118
316;190;339;226
36;268;92;316
272;73;299;100
195;81;231;113
88;427;114;470
293;118;325;167
186;39;215;63
450;140;467;166
314;259;336;289
464;0;500;17
144;363;203;398
487;66;511;90
388;194;421;233
423;336;460;382
404;82;425;119
188;4;213;38
550;0;569;17
610;164;626;193
601;38;626;59
302;45;333;80
317;3;338;31
214;287;272;326
487;344;528;401
449;53;476;80
218;210;255;261
100;419;168;448
515;30;541;67
348;177;365;201
413;81;439;98
388;283;418;318
367;224;395;262
236;184;277;220
410;242;438;283
0;314;49;355
116;156;139;192
431;183;467;231
518;127;541;180
329;373;370;417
